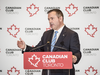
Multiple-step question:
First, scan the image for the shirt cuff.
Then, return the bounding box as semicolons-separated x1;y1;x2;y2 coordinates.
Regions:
22;45;26;51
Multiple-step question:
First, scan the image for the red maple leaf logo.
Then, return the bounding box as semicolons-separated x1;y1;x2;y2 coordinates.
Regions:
65;3;78;17
26;3;39;17
46;27;51;31
85;66;98;75
85;24;97;37
7;24;20;38
7;66;20;75
28;54;40;67
32;45;34;47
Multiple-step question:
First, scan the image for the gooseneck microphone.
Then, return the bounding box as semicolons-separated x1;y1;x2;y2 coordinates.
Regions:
49;41;67;51
29;41;50;52
60;41;64;46
51;44;67;51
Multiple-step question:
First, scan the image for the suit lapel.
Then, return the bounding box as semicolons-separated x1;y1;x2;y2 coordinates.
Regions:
46;29;54;52
53;26;67;51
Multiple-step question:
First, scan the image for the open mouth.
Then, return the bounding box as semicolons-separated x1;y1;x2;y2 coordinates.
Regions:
50;24;54;27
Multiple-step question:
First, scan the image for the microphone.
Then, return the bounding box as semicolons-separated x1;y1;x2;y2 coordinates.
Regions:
60;41;64;46
51;41;67;51
51;45;67;51
29;41;50;52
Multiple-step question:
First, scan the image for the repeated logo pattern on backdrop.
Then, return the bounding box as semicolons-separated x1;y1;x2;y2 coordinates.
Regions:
7;66;20;75
65;3;78;17
7;24;20;38
26;3;39;17
46;27;51;31
85;24;97;37
0;0;100;75
5;6;21;14
85;66;98;75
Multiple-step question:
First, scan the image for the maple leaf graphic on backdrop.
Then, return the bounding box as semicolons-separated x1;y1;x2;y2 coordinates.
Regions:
26;3;39;17
32;45;34;47
7;24;20;38
7;66;20;75
46;27;51;31
65;3;78;17
28;54;40;67
85;24;97;37
85;66;98;75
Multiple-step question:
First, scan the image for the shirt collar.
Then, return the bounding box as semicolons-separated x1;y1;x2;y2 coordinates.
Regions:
54;25;64;33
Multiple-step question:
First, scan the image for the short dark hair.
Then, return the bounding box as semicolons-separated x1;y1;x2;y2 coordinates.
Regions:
47;9;64;21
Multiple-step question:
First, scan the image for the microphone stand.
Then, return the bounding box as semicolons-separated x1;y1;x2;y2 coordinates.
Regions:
69;69;70;75
29;42;49;52
47;70;50;75
47;42;50;75
52;45;67;51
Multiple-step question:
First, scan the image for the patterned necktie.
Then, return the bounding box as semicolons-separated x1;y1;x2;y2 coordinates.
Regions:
51;31;58;52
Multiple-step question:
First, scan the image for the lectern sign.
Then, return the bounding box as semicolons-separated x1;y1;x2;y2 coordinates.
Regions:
24;52;72;69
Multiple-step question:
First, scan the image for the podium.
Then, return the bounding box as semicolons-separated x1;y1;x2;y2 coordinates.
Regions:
24;52;72;69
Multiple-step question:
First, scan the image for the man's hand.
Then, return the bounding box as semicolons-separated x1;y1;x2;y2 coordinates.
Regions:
72;55;77;63
17;38;26;50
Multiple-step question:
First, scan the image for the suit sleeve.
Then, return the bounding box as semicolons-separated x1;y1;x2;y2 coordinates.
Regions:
70;32;82;64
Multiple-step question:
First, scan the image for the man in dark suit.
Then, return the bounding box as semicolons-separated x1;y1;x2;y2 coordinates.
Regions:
17;9;81;75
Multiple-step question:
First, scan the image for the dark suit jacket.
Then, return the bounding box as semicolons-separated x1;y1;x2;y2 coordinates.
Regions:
24;26;82;75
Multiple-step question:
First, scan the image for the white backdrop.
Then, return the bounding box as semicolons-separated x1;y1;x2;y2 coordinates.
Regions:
0;0;100;75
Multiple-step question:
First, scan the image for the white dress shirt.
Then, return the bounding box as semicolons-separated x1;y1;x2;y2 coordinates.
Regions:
52;25;64;43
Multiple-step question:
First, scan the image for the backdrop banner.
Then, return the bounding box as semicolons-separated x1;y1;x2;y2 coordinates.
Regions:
0;0;100;75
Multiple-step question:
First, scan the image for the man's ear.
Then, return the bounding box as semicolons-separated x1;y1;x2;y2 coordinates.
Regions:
59;16;63;22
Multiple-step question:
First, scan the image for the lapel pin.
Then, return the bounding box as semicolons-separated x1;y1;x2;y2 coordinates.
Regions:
63;34;64;36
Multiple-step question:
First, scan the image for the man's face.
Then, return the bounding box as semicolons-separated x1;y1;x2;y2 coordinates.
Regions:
48;11;62;30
